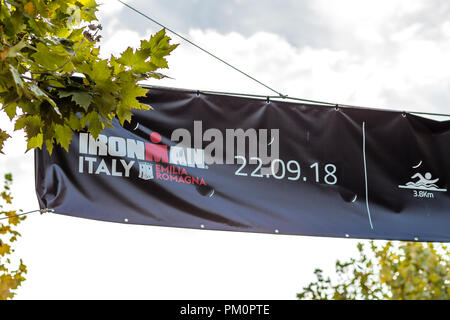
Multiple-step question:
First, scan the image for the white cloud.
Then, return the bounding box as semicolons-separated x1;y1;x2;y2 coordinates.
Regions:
442;21;450;38
99;28;146;58
110;26;450;115
96;0;450;114
97;0;128;17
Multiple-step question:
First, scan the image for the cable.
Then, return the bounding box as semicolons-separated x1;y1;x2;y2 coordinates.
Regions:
0;208;54;222
116;0;286;98
141;84;450;118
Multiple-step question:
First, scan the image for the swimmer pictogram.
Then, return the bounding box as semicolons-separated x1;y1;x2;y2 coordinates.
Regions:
398;171;447;192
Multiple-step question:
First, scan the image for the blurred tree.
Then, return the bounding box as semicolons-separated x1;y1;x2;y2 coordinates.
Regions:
0;0;177;154
297;241;450;300
0;173;26;300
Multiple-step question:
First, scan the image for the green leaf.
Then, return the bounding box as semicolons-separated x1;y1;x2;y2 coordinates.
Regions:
4;103;17;120
117;47;138;66
5;39;27;58
0;129;11;153
31;43;67;70
27;133;43;150
117;82;148;124
14;114;42;138
146;71;170;80
80;111;103;137
66;4;81;27
44;139;54;155
90;59;112;84
54;124;73;151
27;83;47;99
78;0;98;7
0;90;19;119
150;55;168;69
8;65;24;96
5;173;12;182
57;90;93;111
67;114;82;130
27;83;58;110
149;29;167;49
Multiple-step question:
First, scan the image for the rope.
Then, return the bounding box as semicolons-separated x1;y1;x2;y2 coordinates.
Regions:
0;208;54;222
116;0;286;98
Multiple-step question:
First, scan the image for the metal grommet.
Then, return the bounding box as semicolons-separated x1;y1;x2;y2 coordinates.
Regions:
402;112;407;117
335;104;339;111
40;208;55;214
266;97;270;104
345;234;350;238
200;224;205;229
274;229;279;234
124;218;129;223
196;90;200;97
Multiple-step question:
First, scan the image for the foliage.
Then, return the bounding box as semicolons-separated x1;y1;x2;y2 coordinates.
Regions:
0;173;26;300
297;241;450;300
0;0;178;153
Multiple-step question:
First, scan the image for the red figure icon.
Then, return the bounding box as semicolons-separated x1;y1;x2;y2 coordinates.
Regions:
145;132;169;163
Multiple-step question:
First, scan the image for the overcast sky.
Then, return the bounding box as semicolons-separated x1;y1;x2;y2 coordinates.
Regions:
1;0;449;299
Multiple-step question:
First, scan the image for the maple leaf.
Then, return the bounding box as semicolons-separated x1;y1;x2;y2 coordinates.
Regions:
57;90;93;111
0;243;11;256
14;114;42;138
54;124;74;151
0;130;11;154
31;43;67;70
116;81;149;124
80;111;103;138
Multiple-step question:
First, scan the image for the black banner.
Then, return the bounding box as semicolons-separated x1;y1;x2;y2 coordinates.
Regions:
35;87;450;241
